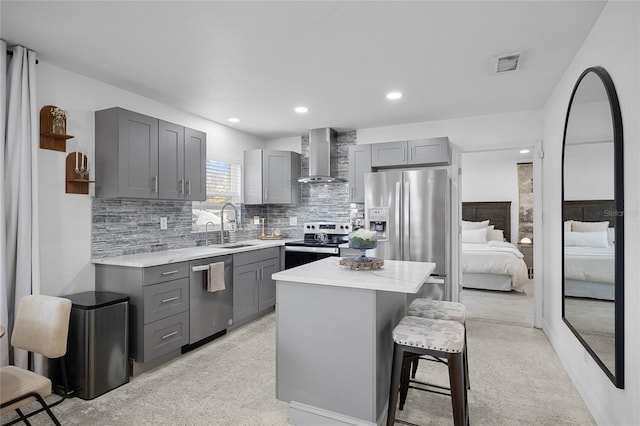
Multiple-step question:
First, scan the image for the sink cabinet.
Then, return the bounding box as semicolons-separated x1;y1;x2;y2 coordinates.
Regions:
232;247;281;326
95;262;190;364
96;107;206;200
244;149;301;204
370;137;450;168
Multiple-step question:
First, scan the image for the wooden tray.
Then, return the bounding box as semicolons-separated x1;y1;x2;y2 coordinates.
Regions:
339;257;384;270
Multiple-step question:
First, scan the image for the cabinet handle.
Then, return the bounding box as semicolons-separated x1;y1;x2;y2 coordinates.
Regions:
261;266;264;281
179;180;184;194
187;180;191;195
161;296;178;303
161;270;179;276
264;188;268;202
161;331;178;340
256;269;260;281
409;147;413;162
153;176;158;193
402;147;406;162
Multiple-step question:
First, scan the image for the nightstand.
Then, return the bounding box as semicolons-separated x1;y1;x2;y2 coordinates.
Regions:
518;243;534;278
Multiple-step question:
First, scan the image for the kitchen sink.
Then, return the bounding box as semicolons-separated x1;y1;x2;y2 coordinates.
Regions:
220;243;255;249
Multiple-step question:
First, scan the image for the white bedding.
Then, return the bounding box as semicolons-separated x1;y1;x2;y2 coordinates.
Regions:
461;241;530;291
564;246;614;284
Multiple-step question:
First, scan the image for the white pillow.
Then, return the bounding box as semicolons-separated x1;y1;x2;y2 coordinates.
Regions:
564;221;572;232
564;231;609;248
607;228;615;245
487;228;504;242
462;228;488;243
461;220;490;230
571;220;609;232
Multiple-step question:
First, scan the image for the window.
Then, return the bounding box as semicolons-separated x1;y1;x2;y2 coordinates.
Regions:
192;160;242;232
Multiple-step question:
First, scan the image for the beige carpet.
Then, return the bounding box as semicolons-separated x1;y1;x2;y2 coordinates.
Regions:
462;287;534;327
2;310;593;425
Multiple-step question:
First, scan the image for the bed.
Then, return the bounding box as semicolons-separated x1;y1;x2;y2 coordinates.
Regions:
461;201;530;292
563;200;616;301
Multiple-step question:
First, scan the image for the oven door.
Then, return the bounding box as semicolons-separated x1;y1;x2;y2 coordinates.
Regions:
284;246;339;269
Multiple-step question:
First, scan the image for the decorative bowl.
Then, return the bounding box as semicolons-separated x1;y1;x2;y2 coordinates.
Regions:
349;229;377;261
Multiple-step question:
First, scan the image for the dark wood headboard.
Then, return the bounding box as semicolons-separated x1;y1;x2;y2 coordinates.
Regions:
563;200;615;228
462;201;511;242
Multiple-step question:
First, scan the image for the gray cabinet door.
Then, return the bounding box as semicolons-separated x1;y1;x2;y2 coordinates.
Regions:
158;120;185;200
348;145;372;202
258;257;279;311
263;150;292;204
233;262;259;322
243;150;264;204
408;137;450;165
184;127;207;201
370;141;407;167
117;110;159;198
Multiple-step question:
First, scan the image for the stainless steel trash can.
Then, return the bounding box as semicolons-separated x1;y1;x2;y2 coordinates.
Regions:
65;291;129;400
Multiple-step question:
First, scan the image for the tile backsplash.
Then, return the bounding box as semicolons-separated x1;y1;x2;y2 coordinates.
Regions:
91;130;364;258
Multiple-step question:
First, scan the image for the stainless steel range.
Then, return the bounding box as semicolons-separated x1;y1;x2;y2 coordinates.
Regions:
284;222;351;269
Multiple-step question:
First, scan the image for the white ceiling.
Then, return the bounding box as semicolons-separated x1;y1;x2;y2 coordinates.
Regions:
1;1;605;140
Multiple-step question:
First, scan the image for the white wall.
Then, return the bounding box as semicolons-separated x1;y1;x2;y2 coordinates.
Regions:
461;151;526;243
357;109;543;150
541;2;639;425
266;136;302;153
37;62;266;297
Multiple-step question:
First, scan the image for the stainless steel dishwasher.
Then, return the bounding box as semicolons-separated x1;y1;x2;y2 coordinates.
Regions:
189;255;233;344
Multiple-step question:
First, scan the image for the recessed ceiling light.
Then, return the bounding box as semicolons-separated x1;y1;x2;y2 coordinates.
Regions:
520;149;530;154
294;106;308;114
386;92;402;100
228;117;240;123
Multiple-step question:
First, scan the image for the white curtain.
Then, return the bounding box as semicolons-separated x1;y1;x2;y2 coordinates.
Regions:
1;42;41;370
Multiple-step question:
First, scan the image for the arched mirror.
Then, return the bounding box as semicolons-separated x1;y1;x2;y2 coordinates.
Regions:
562;66;624;388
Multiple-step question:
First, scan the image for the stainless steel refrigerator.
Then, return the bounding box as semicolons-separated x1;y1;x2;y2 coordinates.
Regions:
365;168;450;300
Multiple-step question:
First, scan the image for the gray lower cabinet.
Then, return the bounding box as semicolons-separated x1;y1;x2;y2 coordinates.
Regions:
348;144;372;203
96;107;206;201
95;262;190;363
244;149;301;204
232;247;281;325
370;137;450;168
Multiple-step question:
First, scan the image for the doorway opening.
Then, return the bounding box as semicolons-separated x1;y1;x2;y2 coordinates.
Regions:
459;147;539;327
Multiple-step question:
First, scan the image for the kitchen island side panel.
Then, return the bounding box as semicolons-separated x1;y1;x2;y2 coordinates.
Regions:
276;280;406;424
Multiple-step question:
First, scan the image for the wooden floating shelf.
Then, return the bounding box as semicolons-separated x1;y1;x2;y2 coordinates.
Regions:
65;153;95;194
40;105;73;152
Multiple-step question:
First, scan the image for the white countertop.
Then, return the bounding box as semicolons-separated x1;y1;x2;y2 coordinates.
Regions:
92;239;290;267
272;257;435;293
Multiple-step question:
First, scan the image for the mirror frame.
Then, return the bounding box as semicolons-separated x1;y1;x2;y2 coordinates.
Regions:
561;66;624;388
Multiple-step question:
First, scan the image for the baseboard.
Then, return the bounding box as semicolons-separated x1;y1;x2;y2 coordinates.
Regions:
289;401;380;426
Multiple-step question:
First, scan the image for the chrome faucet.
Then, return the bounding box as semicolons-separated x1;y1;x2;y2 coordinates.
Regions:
220;203;239;245
204;221;215;247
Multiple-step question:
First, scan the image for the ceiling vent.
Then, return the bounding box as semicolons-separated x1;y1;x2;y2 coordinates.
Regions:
492;52;521;74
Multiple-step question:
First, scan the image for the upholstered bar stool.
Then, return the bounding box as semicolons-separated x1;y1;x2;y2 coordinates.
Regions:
407;298;469;387
387;316;468;426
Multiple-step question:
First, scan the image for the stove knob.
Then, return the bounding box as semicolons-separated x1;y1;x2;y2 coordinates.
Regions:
345;225;349;230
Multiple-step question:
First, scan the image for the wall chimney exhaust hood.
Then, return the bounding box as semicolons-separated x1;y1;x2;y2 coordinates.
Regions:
298;128;345;183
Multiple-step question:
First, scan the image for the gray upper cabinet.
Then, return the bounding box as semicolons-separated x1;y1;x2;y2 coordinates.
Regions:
96;108;159;199
183;128;206;201
370;141;407;167
370;137;450;168
408;137;450;165
96;107;206;200
348;144;372;203
158;120;184;200
244;149;301;205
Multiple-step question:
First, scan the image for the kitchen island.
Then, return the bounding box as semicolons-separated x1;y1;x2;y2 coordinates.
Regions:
273;257;435;426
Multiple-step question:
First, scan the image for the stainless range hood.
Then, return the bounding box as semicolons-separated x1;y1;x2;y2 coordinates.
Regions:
298;128;345;183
